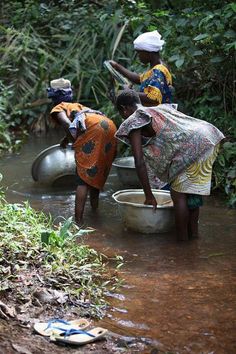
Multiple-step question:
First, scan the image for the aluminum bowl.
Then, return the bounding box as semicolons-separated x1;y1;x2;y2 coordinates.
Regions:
112;189;174;234
31;144;77;186
112;156;141;188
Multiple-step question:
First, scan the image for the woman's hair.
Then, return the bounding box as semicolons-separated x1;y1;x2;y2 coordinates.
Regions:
116;89;141;110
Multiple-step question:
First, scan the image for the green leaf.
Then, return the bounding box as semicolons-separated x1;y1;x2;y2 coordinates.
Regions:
76;228;95;236
225;41;236;50
193;50;203;56
41;231;51;245
169;54;180;62
175;58;184;68
176;18;187;27
193;33;209;41
217;154;225;167
224;30;236;39
210;56;224;63
230;3;236;12
111;20;129;60
59;217;73;240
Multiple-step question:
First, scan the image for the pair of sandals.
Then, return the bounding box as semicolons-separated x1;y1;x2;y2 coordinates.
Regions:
34;318;107;345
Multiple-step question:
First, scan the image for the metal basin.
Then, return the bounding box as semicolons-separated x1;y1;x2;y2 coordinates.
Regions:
112;189;174;234
31;144;77;186
112;156;141;188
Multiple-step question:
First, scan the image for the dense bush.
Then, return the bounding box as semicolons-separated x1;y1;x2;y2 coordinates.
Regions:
0;0;235;205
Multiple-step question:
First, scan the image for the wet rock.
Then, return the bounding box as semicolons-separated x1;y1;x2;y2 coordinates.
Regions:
0;300;16;319
11;343;32;354
32;288;68;305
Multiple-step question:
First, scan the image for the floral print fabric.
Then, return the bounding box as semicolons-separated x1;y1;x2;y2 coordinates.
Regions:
139;64;172;104
171;145;220;195
115;104;225;189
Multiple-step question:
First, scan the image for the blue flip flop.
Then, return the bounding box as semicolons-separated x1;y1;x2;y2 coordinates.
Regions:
52;327;108;345
33;318;90;337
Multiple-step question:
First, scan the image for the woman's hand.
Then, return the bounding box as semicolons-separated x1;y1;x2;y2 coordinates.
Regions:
109;60;118;69
144;194;157;210
109;61;140;84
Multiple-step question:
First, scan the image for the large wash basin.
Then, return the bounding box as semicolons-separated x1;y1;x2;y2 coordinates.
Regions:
112;189;174;234
112;156;140;188
31;144;77;186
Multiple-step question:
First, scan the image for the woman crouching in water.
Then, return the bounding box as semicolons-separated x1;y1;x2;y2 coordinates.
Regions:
115;89;225;241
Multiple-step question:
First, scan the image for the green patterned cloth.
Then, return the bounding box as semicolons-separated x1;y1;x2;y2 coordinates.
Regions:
187;194;203;209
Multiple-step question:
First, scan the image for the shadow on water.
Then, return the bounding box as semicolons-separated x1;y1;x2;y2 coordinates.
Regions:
1;132;236;353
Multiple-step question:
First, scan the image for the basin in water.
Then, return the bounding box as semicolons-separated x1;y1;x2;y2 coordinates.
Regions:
31;144;77;186
112;189;174;234
112;156;141;188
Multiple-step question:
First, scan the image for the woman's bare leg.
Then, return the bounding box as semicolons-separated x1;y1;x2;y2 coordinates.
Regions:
170;189;189;241
188;207;199;238
89;187;100;211
75;184;88;225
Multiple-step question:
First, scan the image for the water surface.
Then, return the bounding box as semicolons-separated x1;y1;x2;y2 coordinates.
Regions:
1;133;236;353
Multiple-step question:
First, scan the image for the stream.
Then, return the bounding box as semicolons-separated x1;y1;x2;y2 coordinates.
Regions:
0;131;236;353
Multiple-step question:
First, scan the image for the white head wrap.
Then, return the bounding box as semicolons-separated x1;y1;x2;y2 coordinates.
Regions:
133;30;165;52
50;78;71;89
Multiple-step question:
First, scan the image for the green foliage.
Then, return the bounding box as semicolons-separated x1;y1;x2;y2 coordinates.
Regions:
164;3;236;125
0;80;27;154
213;142;236;207
40;216;94;247
0;196;122;317
0;80;13;152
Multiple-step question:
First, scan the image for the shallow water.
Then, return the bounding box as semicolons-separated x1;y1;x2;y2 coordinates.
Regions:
1;133;236;353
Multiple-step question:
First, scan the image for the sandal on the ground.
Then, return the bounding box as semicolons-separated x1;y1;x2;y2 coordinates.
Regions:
33;318;90;337
51;327;108;345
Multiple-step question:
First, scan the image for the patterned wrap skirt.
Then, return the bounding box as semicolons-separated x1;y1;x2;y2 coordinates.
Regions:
171;145;220;196
73;113;117;190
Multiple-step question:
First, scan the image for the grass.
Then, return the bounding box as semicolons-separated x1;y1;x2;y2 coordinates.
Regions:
0;194;123;318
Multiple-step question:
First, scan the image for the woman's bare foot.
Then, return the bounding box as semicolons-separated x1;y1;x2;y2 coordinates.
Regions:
75;218;85;228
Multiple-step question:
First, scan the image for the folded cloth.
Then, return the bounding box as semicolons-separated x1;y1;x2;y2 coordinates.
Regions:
69;109;105;139
50;78;71;89
47;87;73;104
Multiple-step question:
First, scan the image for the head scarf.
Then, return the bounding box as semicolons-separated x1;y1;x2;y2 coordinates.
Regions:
133;30;165;52
47;78;73;104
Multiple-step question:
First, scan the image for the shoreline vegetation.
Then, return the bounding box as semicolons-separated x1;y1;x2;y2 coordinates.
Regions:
0;191;123;322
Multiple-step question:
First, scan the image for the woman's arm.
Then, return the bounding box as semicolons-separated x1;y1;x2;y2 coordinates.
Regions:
51;111;75;148
129;129;157;209
109;60;140;85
